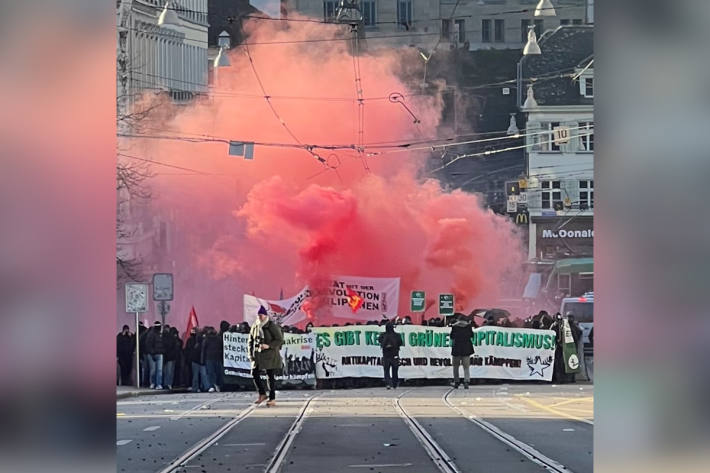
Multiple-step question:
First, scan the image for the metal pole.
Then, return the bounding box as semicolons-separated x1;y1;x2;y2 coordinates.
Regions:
135;312;140;389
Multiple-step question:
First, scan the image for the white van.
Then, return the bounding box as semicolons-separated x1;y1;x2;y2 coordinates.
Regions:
560;292;593;353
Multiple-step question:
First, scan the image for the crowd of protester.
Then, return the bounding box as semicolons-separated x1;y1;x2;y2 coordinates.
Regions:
118;308;589;390
117;320;234;392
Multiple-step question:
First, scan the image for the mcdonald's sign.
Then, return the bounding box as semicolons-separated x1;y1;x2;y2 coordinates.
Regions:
515;211;529;224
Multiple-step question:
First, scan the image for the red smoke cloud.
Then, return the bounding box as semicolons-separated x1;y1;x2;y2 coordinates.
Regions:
121;18;524;329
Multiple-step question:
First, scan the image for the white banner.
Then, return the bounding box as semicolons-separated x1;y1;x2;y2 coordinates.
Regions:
313;326;556;381
243;276;400;325
223;332;316;385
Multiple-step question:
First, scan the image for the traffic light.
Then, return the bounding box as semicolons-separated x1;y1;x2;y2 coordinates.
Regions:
505;181;520;195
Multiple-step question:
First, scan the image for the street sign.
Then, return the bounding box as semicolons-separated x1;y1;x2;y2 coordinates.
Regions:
507;200;517;213
152;273;174;301
439;294;454;316
553;126;570;144
125;283;148;313
410;291;426;312
518;192;528;204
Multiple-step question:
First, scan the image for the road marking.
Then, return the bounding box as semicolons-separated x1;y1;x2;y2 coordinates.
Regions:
143;426;161;432
116;413;125;417
395;390;460;473
563;428;576;432
335;423;370;427
443;389;572;473
116;440;132;446
349;463;413;468
516;396;594;425
549;397;593;408
170;397;224;421
264;395;318;473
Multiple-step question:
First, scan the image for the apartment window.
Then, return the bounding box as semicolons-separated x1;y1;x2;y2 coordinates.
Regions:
539;122;562;152
398;0;412;29
455;19;466;43
573;19;583;25
361;0;376;26
521;19;530;43
482;19;491;43
579;121;594;151
494;19;505;42
583;77;594;97
579;180;594;209
541;181;562;209
560;19;570;25
441;19;451;39
323;1;338;21
534;19;544;37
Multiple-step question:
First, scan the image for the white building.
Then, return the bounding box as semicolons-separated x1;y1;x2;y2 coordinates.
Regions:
519;25;593;295
117;0;209;108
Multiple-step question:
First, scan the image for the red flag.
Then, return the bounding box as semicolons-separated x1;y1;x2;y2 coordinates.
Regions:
183;306;199;347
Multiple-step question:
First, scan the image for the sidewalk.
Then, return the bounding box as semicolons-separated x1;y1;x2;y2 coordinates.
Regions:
116;385;168;400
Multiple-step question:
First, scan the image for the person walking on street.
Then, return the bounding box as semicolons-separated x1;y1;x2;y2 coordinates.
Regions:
162;326;179;390
204;327;222;392
145;321;166;389
378;322;403;390
248;306;284;407
450;315;474;389
117;325;135;386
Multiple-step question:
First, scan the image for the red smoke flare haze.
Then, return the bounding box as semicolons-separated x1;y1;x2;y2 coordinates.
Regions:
118;18;524;330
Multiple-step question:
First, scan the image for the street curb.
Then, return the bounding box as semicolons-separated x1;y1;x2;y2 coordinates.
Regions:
117;388;188;400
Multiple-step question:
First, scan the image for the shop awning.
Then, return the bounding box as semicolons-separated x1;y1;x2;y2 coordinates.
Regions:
554;257;594;274
522;272;542;299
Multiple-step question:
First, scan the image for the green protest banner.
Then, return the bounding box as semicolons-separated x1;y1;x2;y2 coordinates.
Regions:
410;291;425;312
562;318;581;374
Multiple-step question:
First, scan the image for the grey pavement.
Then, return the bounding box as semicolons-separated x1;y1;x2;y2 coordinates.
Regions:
116;384;593;473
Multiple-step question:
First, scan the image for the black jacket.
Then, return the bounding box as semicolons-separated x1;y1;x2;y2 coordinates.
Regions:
203;332;222;362
163;333;180;362
117;332;134;358
378;326;403;358
185;334;204;364
450;322;474;357
145;327;165;355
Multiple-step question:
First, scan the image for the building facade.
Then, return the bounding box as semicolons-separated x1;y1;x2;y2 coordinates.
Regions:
283;0;591;50
117;0;209;107
518;24;593;297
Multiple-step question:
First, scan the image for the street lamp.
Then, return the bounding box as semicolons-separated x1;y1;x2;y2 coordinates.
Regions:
535;0;556;17
158;1;180;27
523;26;542;55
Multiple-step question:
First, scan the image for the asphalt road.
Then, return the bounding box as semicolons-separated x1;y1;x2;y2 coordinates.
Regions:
117;383;593;473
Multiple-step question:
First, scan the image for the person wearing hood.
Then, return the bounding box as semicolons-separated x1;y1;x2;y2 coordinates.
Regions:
248;307;284;406
116;325;135;386
450;315;474;389
378;322;403;389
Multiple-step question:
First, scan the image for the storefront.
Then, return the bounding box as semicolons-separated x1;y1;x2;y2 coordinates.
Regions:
525;216;594;299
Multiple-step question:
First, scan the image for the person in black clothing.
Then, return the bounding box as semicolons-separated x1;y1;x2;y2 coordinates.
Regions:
138;322;149;387
145;321;165;389
450;315;474;389
185;328;210;392
550;314;566;383
162;326;179;390
204;327;222;392
378;323;403;389
218;321;230;389
117;325;135;386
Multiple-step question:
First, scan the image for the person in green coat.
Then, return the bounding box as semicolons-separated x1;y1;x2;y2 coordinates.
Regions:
248;306;284;406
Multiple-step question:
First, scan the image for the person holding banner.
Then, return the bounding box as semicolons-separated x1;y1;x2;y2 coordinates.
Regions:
378;322;403;390
248;306;284;407
450;315;474;389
